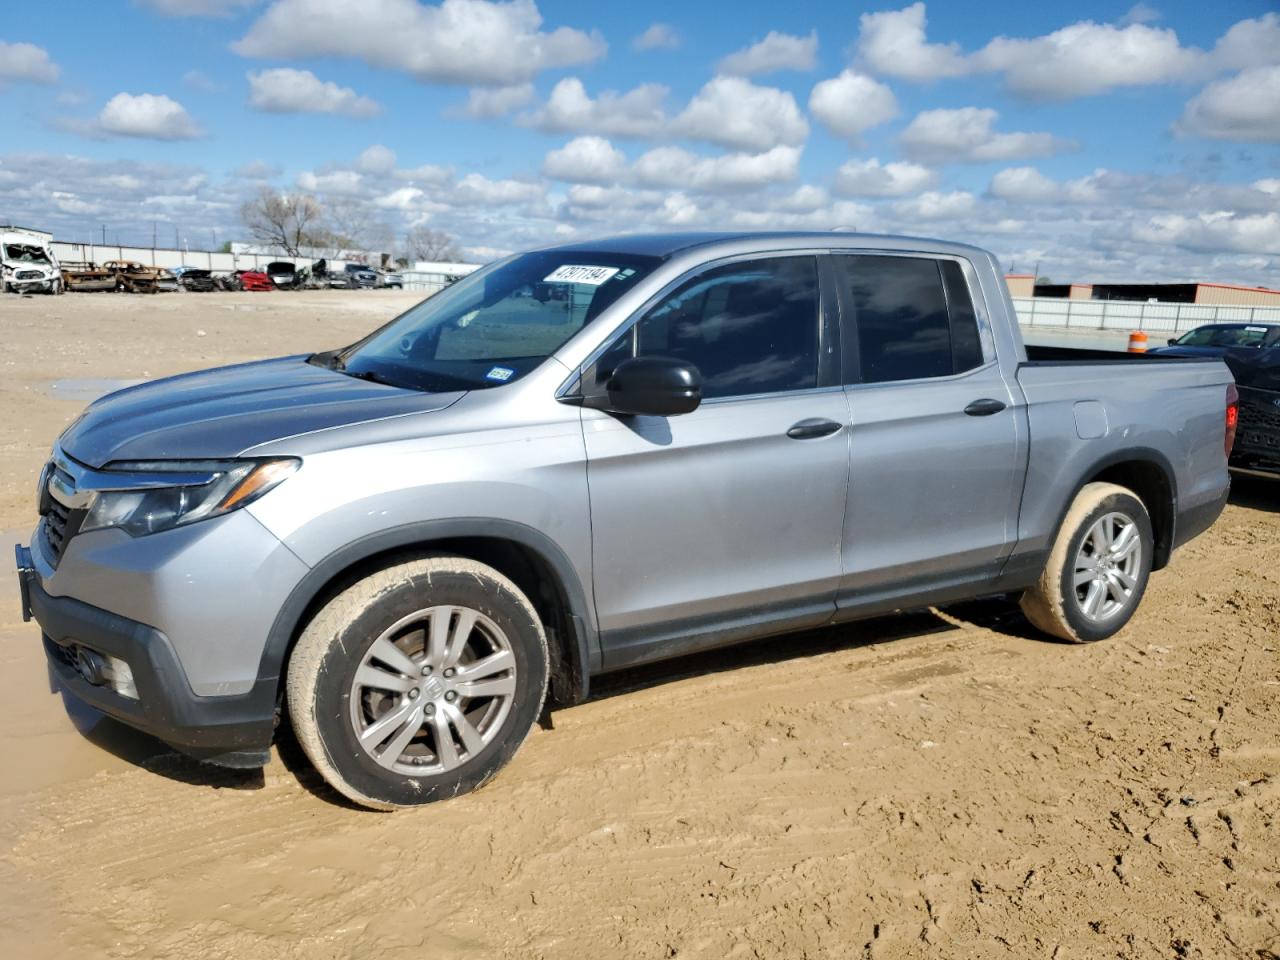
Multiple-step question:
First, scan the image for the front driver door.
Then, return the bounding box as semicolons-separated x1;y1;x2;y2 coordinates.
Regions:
580;254;850;669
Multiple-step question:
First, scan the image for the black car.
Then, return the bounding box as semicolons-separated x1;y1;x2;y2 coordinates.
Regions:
1224;347;1280;479
1148;322;1280;358
177;268;217;292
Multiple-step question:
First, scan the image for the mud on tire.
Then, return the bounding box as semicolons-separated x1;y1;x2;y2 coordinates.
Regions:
1020;482;1154;643
287;556;549;810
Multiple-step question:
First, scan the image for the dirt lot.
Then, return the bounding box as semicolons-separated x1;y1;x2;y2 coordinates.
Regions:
0;290;1277;959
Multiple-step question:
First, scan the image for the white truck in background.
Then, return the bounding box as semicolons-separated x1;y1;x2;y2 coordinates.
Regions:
1;227;63;294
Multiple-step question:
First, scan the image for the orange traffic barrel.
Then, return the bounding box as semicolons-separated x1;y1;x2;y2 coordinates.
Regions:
1128;331;1148;353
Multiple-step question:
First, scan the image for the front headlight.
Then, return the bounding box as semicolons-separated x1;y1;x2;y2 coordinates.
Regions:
80;458;299;537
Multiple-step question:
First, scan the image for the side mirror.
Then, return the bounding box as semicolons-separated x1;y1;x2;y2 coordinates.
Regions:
1167;338;1178;346
585;356;702;417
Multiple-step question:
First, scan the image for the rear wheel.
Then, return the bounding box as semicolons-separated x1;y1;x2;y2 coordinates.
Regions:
287;557;548;809
1020;482;1153;642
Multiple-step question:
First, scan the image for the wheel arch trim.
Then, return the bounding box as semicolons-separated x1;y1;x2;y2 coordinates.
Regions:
257;519;597;706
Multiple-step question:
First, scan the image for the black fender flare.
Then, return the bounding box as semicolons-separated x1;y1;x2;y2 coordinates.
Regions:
255;518;598;705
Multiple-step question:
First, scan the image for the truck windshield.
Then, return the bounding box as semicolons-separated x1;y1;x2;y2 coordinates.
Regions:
4;243;51;264
330;250;663;391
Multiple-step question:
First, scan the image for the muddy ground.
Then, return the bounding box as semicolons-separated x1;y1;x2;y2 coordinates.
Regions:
0;290;1276;959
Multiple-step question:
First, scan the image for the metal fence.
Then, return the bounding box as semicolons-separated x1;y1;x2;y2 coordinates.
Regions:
1013;296;1280;334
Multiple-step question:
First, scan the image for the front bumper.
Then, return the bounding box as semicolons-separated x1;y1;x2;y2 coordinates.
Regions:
17;545;277;767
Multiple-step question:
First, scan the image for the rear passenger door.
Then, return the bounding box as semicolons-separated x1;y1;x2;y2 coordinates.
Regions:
833;254;1023;613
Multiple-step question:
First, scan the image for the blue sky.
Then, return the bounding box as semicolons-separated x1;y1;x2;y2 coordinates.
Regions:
2;0;1278;283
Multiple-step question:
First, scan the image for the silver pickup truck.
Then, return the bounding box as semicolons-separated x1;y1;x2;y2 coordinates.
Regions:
16;232;1236;808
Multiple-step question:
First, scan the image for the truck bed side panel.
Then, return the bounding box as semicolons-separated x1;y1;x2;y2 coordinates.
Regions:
1010;360;1232;569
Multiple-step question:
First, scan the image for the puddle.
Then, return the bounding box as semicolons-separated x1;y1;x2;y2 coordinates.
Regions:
46;378;147;402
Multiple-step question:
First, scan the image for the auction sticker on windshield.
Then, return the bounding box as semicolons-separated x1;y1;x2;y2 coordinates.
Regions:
544;265;620;286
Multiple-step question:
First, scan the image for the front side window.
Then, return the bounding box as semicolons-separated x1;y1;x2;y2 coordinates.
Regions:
334;250;661;391
594;256;820;400
839;255;985;384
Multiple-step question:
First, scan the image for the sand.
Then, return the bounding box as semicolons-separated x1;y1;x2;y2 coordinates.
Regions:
0;289;1276;959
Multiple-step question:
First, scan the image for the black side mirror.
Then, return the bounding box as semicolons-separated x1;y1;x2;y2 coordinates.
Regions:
584;356;702;417
1167;338;1178;346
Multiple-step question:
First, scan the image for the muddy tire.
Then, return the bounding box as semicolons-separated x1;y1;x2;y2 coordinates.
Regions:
287;556;548;810
1020;482;1153;643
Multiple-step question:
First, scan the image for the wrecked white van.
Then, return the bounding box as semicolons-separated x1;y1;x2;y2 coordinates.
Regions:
2;229;62;294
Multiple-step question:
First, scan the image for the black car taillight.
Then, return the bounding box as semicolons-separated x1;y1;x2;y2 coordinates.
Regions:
1225;382;1239;456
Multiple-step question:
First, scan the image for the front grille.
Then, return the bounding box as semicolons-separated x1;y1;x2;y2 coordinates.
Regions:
16;270;42;280
1237;387;1280;454
43;498;72;561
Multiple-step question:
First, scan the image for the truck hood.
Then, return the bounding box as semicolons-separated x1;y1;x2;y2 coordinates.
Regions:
58;355;465;468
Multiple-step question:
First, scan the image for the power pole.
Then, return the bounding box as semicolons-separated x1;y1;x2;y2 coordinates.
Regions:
101;223;106;245
152;221;157;249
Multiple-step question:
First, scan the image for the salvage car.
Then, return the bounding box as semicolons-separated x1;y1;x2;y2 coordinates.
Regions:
344;262;379;288
16;232;1236;809
266;261;301;289
177;268;218;293
59;262;117;293
103;261;178;294
2;229;63;294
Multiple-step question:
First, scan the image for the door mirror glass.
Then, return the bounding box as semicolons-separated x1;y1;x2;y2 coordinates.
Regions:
585;356;702;416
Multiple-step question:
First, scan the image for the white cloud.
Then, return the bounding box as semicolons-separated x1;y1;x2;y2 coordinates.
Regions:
450;173;545;207
234;0;606;86
892;189;978;220
137;0;260;15
542;136;627;184
718;30;818;76
247;68;382;118
633;23;679;51
1120;3;1161;26
355;144;397;175
0;40;60;85
900;107;1071;163
461;83;533;118
1210;13;1280;72
1131;212;1280;256
94;93;202;140
987;166;1060;203
297;169;365;195
232;159;281;179
809;70;897;139
835;158;936;197
855;4;1280;100
633;145;801;191
1177;65;1280;143
395;162;452;186
972;21;1200;99
857;3;967;81
672;76;808;152
524;77;667;138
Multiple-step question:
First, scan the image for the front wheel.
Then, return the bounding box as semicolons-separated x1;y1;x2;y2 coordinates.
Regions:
1020;482;1153;643
287;557;549;809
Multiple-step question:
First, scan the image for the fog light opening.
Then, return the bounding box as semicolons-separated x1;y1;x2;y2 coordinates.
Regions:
71;645;138;700
106;656;138;700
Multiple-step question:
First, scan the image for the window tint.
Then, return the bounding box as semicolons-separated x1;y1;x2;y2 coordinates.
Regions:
840;255;985;384
941;259;984;373
598;256;820;400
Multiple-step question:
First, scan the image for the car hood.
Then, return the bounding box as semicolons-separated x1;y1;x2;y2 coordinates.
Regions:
1146;345;1231;358
58;355;465;468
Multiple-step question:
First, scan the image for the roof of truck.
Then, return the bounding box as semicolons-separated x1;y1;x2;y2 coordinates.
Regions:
540;231;990;260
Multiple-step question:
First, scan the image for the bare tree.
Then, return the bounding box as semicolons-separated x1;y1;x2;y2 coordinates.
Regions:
405;226;462;263
240;188;324;256
324;199;394;260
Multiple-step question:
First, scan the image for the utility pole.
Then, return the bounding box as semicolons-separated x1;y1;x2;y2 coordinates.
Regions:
101;223;106;245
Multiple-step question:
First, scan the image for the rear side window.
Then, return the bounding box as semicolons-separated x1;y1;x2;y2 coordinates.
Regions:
596;256;820;400
941;259;984;373
838;255;985;384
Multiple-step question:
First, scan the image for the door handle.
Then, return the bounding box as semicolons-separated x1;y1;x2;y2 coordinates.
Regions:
786;418;843;440
964;398;1007;417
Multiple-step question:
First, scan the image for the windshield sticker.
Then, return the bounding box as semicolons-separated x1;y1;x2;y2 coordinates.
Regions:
1245;325;1268;332
543;265;620;286
485;366;515;382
